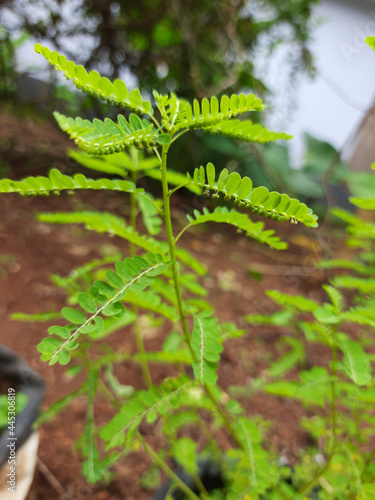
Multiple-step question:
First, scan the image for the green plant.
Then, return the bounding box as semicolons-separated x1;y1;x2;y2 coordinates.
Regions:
245;285;375;498
196;133;349;217
0;393;29;431
237;36;375;500
0;43;320;498
1;0;317;99
0;27;28;98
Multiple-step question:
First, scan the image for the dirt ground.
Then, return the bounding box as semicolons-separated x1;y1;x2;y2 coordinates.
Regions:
0;109;337;499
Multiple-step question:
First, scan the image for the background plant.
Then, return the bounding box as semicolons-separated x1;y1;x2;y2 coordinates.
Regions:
245;284;375;498
1;0;317;99
238;35;375;500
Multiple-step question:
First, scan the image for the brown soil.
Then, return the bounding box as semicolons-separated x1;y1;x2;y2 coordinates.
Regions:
0;108;335;499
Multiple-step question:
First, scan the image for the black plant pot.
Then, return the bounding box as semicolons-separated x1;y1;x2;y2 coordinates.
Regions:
150;459;224;500
150;458;321;499
0;344;45;499
0;344;45;465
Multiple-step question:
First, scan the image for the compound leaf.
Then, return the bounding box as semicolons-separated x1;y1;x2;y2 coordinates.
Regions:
187;207;287;250
191;312;222;385
190;163;318;228
37;253;168;365
35;44;152;116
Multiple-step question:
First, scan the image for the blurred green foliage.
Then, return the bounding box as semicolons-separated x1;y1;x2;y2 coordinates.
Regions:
2;0;318;99
0;26;28;98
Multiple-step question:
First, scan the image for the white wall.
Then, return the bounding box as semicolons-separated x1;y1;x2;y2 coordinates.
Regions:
259;0;375;165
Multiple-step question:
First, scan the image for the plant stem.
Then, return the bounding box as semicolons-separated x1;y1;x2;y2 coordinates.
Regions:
129;153;138;256
192;472;210;498
137;432;201;500
160;144;243;450
298;341;338;496
360;448;375;481
160;144;192;345
174;222;192;244
133;305;153;387
99;378;121;409
137;192;164;216
330;344;338;440
129;154;153;388
169;182;193;197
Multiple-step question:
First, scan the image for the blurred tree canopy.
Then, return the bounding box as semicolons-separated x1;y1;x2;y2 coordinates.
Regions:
2;0;318;99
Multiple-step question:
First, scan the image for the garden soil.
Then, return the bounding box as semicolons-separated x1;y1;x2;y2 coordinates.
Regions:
0;110;339;499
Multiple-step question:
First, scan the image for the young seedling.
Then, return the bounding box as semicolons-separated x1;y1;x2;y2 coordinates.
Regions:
0;43;319;498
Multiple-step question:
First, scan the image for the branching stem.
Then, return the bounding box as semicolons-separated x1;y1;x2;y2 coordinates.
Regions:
174;222;192;244
129;158;153;387
160;144;244;450
298;341;338;496
137;432;201;500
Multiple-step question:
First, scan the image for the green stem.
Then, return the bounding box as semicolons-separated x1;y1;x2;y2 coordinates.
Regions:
192;472;210;498
160;144;243;450
129;191;137;256
129;155;153;388
137;192;164;216
174;222;192;244
137;432;201;500
298;341;338;496
170;128;189;144
133;303;152;387
330;343;338;442
169;182;193;197
160;144;192;345
360;448;375;481
99;378;121;409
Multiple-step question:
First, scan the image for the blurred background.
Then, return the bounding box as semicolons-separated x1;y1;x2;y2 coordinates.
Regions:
1;0;375;215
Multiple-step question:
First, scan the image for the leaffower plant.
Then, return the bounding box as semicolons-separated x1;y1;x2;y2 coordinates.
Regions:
0;43;319;498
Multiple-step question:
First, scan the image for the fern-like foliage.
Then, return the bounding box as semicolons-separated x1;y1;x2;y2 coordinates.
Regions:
189;163;318;227
323;284;344;313
54;112;159;155
49;254;121;295
162;92;264;134
331;276;375;294
99;374;191;448
349;197;375;211
190;312;223;385
264;367;332;407
35;44;153;115
0;169;140;196
201;120;291;144
186;207;287;250
35;386;86;426
317;259;371;275
37;253;168;365
69;149;202;194
37;210;206;276
170;437;198;476
265;286;323;315
331;208;375;240
121;289;177;321
174;247;207;276
338;334;372;386
144;165;202;194
37;211;165;255
268;337;305;378
231;417;271;495
68;149;160;176
137;193;163;235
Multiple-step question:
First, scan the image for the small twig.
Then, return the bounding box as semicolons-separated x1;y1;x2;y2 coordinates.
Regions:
247;263;315;276
37;457;66;497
